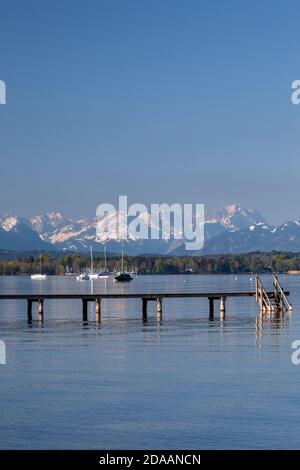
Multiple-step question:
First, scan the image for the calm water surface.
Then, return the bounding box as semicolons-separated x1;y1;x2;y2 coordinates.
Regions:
0;274;300;449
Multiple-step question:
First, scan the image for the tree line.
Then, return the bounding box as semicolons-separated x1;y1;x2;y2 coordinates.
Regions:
0;252;300;275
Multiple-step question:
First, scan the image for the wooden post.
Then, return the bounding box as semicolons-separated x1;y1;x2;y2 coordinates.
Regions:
157;297;163;321
82;299;88;322
209;297;214;319
27;299;33;323
142;298;148;321
255;275;258;302
95;298;101;322
220;297;226;320
259;292;263;312
38;299;44;322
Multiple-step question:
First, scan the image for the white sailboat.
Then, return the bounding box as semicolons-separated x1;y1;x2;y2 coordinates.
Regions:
76;248;91;280
31;254;47;280
98;245;109;279
89;245;109;279
76;272;90;281
89;246;99;279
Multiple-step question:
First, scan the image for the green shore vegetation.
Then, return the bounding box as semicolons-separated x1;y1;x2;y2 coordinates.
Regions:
0;251;300;275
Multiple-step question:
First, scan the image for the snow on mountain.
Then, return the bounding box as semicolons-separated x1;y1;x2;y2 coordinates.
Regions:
0;214;53;251
197;223;274;255
30;212;67;234
29;210;186;253
2;205;300;255
205;204;266;230
197;220;300;255
0;215;20;231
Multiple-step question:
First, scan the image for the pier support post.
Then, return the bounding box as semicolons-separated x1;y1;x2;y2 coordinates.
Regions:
82;299;88;322
38;299;44;322
95;298;101;322
27;299;33;323
157;297;163;322
220;297;226;320
209;298;214;319
142;298;148;322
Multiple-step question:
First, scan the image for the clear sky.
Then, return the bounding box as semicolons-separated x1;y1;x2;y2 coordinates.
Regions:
0;0;300;224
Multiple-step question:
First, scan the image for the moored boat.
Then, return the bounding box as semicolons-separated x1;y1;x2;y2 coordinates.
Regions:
31;274;47;280
114;244;133;282
88;246;109;279
31;254;47;280
76;273;90;281
114;272;133;282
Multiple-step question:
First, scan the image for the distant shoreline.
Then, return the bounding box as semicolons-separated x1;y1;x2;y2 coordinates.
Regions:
0;252;300;276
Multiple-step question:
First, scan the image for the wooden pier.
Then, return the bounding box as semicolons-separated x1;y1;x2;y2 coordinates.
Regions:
0;276;291;323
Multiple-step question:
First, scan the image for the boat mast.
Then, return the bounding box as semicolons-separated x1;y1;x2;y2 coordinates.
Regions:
121;242;124;273
90;246;94;274
40;254;42;275
104;245;107;272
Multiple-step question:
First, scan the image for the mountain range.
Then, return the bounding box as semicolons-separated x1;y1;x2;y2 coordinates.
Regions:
1;204;300;255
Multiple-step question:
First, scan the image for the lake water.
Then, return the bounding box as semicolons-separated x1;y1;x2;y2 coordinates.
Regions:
0;274;300;450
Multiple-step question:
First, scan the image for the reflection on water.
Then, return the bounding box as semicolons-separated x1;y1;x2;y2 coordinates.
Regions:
255;309;291;349
0;274;300;449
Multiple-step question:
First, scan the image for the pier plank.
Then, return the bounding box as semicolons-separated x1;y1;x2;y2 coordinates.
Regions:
0;291;288;300
0;290;290;322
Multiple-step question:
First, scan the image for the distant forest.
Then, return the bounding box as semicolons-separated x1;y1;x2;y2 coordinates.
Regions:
1;252;300;275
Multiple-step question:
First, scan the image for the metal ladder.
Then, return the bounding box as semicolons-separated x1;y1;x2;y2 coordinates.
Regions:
255;273;292;312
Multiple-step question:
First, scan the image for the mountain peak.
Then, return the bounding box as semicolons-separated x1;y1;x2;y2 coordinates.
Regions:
0;214;21;232
224;203;241;215
0;214;53;251
1;205;299;255
30;212;68;234
205;204;266;229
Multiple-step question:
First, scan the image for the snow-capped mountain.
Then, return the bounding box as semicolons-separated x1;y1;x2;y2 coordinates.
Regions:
30;213;95;250
11;204;269;254
0;215;53;251
30;212;68;235
1;205;300;255
195;220;300;255
205;204;266;230
27;210;187;254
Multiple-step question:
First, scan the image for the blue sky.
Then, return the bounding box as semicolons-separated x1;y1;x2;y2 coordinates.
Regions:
0;0;300;223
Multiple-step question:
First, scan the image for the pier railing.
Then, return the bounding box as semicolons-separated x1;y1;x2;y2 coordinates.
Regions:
256;274;293;312
255;275;274;312
273;273;293;311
